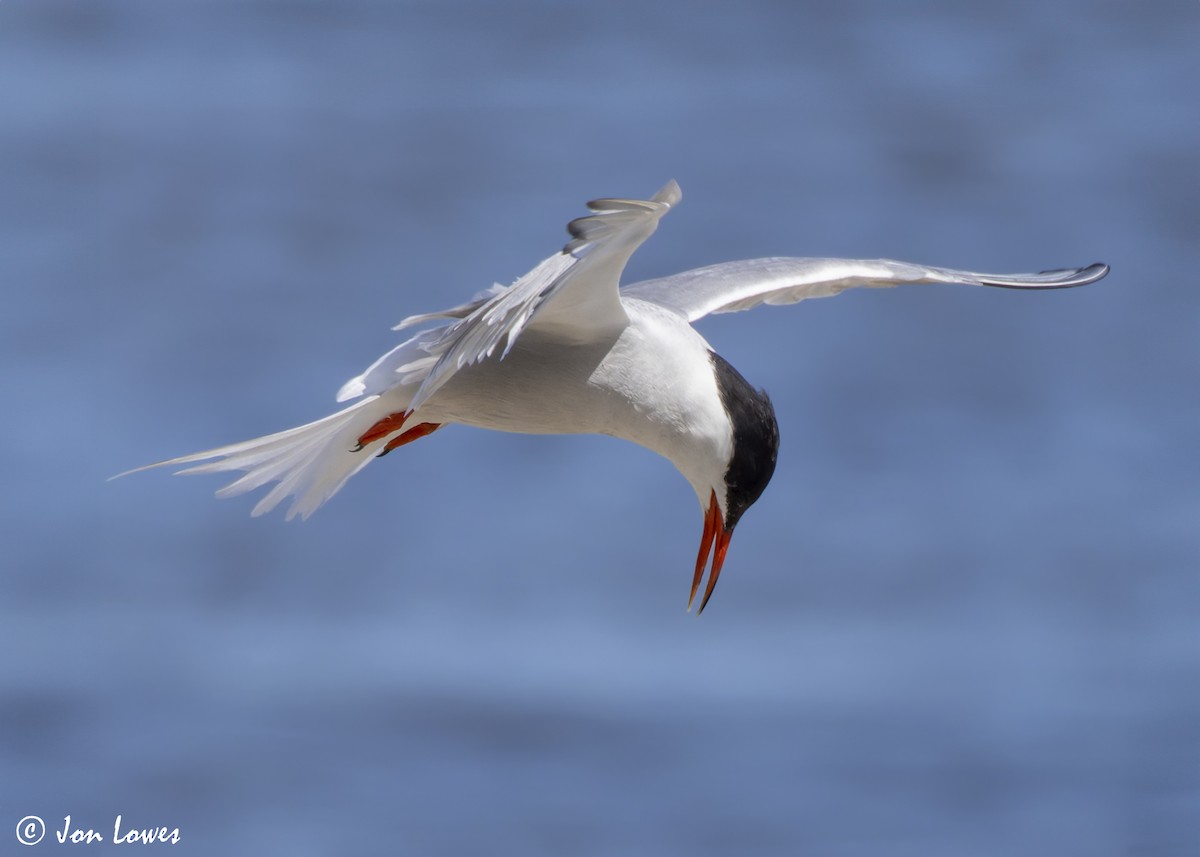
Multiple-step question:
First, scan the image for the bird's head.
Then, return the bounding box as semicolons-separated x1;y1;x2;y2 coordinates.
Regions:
689;351;779;613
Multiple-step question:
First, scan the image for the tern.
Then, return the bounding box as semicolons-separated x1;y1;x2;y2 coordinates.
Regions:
119;181;1107;611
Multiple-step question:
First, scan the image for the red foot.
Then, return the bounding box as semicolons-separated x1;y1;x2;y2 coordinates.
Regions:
378;421;441;456
356;411;413;448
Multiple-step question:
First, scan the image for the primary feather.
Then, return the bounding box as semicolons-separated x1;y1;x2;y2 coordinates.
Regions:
622;257;1109;322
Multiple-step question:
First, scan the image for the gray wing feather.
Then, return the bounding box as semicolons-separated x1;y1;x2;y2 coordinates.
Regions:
341;181;682;411
622;257;1108;322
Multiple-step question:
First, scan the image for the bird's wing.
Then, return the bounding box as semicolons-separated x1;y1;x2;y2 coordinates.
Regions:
621;256;1109;322
339;180;681;410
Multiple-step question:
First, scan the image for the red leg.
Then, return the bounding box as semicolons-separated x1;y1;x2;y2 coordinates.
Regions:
355;411;413;450
378;421;442;456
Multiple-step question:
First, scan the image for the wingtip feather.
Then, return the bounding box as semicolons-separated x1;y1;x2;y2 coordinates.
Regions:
978;261;1110;290
654;179;682;207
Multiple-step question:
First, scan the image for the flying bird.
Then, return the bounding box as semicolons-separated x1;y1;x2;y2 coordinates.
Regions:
118;181;1107;612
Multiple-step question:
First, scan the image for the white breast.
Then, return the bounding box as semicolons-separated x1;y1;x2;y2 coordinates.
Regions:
420;299;734;507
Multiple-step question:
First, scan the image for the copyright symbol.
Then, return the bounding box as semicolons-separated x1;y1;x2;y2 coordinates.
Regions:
16;816;45;846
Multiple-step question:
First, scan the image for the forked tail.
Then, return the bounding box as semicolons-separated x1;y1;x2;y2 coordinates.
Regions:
113;396;437;520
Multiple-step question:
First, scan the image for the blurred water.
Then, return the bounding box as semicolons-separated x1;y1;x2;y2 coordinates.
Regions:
2;1;1198;854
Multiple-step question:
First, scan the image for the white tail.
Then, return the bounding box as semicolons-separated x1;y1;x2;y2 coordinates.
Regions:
114;322;451;519
113;394;408;520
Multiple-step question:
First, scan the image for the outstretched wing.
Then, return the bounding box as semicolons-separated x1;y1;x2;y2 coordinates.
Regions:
337;180;682;411
621;257;1109;322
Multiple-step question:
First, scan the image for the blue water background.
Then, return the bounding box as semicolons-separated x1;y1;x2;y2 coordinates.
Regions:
2;1;1197;854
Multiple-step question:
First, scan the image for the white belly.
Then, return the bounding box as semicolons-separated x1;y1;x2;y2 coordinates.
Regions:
418;300;733;470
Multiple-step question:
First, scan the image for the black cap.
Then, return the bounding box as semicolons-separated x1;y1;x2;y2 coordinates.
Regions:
708;351;779;529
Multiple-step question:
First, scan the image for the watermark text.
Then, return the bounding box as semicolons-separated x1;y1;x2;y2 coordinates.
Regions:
16;815;181;846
